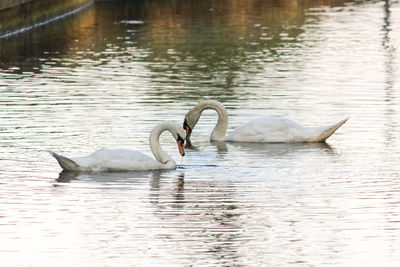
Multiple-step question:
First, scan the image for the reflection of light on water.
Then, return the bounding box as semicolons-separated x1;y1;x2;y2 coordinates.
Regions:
119;20;145;25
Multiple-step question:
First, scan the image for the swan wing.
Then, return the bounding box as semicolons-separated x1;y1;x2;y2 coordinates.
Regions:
225;117;303;142
225;117;348;143
73;148;164;171
51;148;166;172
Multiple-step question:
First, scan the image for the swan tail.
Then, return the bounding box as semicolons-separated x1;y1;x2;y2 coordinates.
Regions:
311;117;349;142
50;152;80;171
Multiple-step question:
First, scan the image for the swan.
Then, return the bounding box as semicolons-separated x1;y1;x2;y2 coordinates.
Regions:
50;121;185;172
183;100;348;143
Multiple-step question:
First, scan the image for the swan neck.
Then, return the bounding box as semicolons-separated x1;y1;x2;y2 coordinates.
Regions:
149;123;176;167
197;101;227;141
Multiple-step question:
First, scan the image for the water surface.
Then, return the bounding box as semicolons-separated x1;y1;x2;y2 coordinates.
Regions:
1;0;400;266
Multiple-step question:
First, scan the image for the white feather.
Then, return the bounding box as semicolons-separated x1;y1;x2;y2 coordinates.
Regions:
51;121;185;172
185;100;348;143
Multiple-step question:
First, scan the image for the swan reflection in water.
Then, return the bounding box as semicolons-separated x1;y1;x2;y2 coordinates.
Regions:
184;140;336;168
186;139;227;152
201;140;334;156
56;170;158;183
227;141;335;156
54;170;242;259
55;170;185;203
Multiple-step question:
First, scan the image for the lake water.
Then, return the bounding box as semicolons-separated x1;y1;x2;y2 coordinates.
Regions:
1;0;400;265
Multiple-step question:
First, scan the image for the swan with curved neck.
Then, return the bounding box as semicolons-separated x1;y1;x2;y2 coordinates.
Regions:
183;100;348;143
51;122;185;172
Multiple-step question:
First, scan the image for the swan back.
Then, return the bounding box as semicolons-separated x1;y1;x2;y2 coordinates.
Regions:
225;117;348;143
225;117;304;142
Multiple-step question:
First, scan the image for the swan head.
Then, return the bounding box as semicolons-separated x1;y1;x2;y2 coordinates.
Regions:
172;125;186;156
183;110;199;141
176;133;185;156
183;100;227;142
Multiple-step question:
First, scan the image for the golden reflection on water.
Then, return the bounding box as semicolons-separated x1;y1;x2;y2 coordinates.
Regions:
1;0;353;72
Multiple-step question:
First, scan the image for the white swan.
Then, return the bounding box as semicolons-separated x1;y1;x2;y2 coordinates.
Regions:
183;100;348;143
50;122;185;172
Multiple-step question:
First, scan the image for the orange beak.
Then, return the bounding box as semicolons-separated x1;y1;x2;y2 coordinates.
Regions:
177;139;185;156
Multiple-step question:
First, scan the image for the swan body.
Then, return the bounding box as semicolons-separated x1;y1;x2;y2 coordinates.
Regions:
183;100;348;143
51;122;185;172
